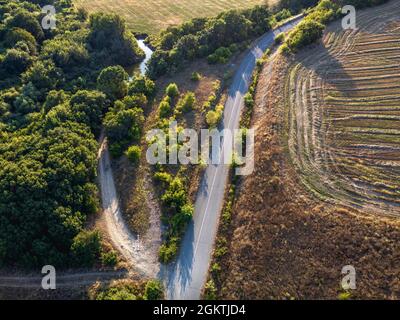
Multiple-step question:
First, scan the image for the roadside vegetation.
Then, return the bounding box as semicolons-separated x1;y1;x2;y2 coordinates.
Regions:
147;6;282;78
89;278;164;300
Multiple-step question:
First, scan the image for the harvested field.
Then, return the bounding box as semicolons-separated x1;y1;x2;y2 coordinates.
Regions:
73;0;263;34
286;0;400;216
215;1;400;299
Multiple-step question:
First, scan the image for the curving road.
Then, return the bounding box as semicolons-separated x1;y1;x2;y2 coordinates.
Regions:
163;16;303;300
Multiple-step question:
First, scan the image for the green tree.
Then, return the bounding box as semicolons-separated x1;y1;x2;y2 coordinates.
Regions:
128;74;156;98
103;106;144;143
70;90;108;134
165;83;179;98
71;230;101;267
97;65;128;100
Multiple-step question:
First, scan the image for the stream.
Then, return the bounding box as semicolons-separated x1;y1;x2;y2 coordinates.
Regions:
133;39;154;76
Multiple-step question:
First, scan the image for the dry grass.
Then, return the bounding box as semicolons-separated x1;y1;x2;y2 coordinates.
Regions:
285;0;400;216
74;0;264;34
215;1;400;299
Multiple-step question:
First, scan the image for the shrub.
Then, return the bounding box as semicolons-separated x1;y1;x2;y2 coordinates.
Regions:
286;19;325;51
158;99;171;118
165;83;179;98
144;280;164;300
154;171;172;184
244;92;254;109
206;104;224;128
190;72;201;81
71;230;101;267
159;240;178;263
204;280;217;300
125;145;141;164
176;91;196;114
207;47;232;64
128;74;156;98
97;65;128;100
275;32;285;44
101;250;118;267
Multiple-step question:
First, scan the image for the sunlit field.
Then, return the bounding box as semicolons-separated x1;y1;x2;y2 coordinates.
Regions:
74;0;266;34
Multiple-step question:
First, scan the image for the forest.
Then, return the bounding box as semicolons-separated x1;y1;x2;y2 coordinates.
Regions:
0;0;149;267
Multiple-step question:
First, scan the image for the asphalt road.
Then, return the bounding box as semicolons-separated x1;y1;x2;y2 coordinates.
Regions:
163;16;303;300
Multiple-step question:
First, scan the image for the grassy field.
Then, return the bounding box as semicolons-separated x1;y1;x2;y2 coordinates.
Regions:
74;0;267;34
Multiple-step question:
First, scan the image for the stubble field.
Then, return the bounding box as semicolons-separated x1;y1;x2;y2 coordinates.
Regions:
74;0;265;34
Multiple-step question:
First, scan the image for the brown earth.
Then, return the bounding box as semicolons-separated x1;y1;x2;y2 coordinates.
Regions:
217;2;400;300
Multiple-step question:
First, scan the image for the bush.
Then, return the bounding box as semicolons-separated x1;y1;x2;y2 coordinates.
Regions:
275;32;285;44
204;280;217;300
206;104;224;128
103;106;144;144
175;91;196;114
101;250;118;267
190;72;201;81
159;240;178;263
207;47;232;64
275;9;292;22
128;74;156;98
125;145;141;164
165;83;179;98
71;230;101;267
97;65;128;100
286;19;325;51
158;99;171;118
144;280;164;300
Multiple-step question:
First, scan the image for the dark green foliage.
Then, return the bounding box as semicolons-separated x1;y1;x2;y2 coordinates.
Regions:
275;0;320;13
97;65;128;100
5;9;44;41
144;280;164;300
128;74;156;98
43;90;68;112
2;48;33;74
88;13;144;66
207;47;233;64
0;0;144;268
147;6;272;78
92;279;164;300
70;90;108;134
22;60;63;91
71;230;101;267
41;38;89;69
125;145;141;164
101;250;118;267
103;100;144;157
4;27;37;55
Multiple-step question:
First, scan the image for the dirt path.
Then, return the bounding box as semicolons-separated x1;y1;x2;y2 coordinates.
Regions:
97;135;161;278
0;271;127;288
